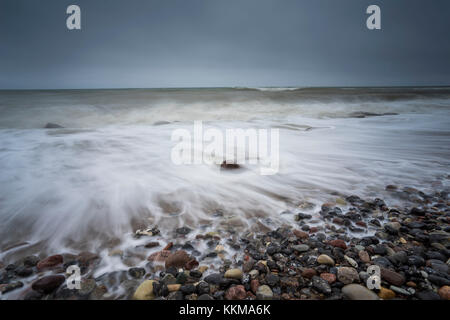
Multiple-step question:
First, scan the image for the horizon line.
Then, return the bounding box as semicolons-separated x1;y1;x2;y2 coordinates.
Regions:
1;84;450;91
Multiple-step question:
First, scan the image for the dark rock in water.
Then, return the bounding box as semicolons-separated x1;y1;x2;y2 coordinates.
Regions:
296;212;312;220
220;161;240;170
348;111;398;118
0;270;14;284
128;267;146;279
23;255;40;267
410;207;426;216
77;279;97;297
0;281;23;294
22;289;44;300
44;123;64;129
176;227;192;235
15;266;33;277
5;264;17;271
144;241;160;248
32;275;65;294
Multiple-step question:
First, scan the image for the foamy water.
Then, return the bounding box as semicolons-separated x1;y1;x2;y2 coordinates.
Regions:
0;87;449;260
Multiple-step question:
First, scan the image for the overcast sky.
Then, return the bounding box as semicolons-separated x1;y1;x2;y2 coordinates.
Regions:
1;0;449;89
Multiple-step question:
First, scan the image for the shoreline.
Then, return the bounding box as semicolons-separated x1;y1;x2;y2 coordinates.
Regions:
0;184;449;300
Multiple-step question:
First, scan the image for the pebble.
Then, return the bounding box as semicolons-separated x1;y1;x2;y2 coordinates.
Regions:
438;286;450;300
224;268;243;280
317;254;335;266
256;285;273;300
389;285;412;296
165;250;190;268
358;250;371;263
378;287;396;300
380;267;405;286
36;254;63;271
32;275;65;294
337;267;359;284
133;280;157;300
329;239;347;250
344;255;358;268
342;284;380;300
320;273;336;284
0;281;23;294
311;276;332;295
292;244;310;253
225;285;247;300
128;267;145;279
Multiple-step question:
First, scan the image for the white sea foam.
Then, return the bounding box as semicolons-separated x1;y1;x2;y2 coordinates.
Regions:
0;88;449;259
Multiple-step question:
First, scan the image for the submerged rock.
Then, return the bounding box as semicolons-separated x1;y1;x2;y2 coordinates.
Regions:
44;123;64;129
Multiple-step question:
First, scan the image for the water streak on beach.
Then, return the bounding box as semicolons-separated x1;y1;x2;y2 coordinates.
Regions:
0;87;449;257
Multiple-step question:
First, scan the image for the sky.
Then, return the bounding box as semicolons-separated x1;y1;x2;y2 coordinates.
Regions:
0;0;450;89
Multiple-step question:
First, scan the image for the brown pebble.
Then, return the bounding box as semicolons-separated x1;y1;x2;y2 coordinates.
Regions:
163;242;173;250
438;286;450;300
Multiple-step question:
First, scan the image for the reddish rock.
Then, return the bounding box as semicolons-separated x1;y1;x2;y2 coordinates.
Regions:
246;291;256;299
32;275;65;294
358;250;371;263
406;281;417;288
184;258;199;270
147;250;171;262
380;268;405;286
221;161;240;170
293;230;309;239
309;227;318;233
225;285;247;300
77;252;99;266
329;239;347;250
332;217;344;225
163;242;173;250
250;279;259;294
37;255;63;271
356;221;367;228
320;273;336;284
438;286;450;300
301;268;317;279
144;242;160;248
165;250;190;268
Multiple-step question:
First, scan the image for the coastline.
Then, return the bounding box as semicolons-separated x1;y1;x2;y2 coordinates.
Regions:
1;183;449;300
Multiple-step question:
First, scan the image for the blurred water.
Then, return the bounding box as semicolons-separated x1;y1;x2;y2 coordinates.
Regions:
0;87;449;257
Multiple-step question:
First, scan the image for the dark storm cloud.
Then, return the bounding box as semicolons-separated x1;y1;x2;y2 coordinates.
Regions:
0;0;449;89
